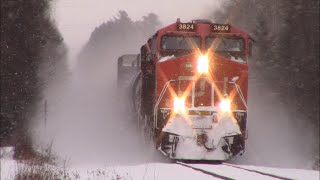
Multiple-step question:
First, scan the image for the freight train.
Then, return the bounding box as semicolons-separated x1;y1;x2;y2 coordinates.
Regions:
117;19;253;161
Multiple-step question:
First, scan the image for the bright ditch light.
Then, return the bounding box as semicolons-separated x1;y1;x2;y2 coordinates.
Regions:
173;97;185;113
197;55;209;74
219;99;231;112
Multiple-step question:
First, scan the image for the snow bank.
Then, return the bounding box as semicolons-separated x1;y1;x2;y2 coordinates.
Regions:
69;162;320;180
1;147;319;180
1;147;16;179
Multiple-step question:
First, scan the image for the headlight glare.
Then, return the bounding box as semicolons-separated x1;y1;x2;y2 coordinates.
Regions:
173;97;185;113
197;55;209;73
219;99;231;112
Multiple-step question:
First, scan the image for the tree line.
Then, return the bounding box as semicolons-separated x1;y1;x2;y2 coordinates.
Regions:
1;0;68;158
210;0;319;169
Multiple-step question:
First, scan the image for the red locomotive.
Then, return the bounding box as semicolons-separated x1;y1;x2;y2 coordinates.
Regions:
118;19;252;161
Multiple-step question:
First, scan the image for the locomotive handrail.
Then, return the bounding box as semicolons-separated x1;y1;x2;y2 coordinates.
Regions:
229;82;248;110
153;80;175;131
153;80;247;133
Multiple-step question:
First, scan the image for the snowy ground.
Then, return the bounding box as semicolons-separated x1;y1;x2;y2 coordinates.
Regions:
1;147;319;180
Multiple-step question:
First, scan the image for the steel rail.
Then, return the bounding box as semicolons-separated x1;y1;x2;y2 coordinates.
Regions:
176;161;235;180
222;163;294;180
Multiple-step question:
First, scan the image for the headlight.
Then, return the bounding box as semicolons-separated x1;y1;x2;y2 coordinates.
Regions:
197;55;209;73
219;99;231;112
173;97;185;113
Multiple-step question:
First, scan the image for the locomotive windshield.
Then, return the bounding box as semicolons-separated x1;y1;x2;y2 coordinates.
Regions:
161;35;201;50
205;37;244;52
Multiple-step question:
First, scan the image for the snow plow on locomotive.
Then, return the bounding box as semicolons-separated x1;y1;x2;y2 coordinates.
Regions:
117;19;252;161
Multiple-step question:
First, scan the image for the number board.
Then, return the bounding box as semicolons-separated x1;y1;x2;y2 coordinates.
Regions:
212;24;231;33
177;23;196;31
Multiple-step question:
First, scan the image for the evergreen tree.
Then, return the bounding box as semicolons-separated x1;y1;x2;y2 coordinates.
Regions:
0;0;68;158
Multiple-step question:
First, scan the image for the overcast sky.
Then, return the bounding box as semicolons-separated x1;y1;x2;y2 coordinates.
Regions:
53;0;221;62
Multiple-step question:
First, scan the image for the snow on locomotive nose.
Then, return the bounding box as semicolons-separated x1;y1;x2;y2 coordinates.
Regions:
118;18;252;161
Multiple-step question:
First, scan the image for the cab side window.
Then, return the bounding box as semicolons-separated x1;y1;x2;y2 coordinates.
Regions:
146;54;152;62
151;37;157;54
141;46;147;62
141;35;157;65
146;39;153;62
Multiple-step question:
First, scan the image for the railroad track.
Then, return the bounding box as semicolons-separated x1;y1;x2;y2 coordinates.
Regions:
176;162;234;180
176;161;294;180
222;163;294;180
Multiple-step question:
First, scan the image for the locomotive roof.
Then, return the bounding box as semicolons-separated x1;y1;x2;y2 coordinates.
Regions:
149;19;249;40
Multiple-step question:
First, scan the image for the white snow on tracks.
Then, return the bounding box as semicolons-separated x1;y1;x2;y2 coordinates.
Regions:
1;146;319;180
